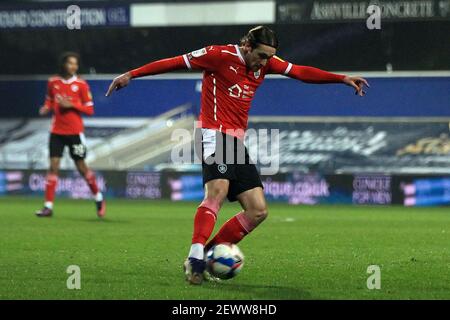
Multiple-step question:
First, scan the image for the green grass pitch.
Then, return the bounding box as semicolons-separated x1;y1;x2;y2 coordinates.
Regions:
0;196;449;300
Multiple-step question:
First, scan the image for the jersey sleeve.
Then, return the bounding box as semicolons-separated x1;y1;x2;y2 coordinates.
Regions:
266;55;293;75
43;80;54;110
129;55;187;78
182;45;222;72
72;81;94;115
80;82;94;108
267;56;345;84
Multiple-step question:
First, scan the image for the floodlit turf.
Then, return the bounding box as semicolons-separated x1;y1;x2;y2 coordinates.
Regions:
0;196;449;300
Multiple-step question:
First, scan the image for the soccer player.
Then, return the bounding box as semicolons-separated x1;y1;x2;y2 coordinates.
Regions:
35;52;106;218
105;26;369;284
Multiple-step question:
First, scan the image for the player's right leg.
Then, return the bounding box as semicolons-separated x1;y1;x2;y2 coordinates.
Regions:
184;178;229;285
35;157;60;217
36;133;64;217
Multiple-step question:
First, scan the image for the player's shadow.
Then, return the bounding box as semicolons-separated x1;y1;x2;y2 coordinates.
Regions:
206;282;312;299
62;216;131;224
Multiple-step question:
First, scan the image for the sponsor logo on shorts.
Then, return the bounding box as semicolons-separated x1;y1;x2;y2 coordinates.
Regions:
217;164;227;174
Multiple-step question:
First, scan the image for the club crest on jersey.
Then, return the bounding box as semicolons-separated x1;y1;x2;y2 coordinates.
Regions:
253;70;261;79
71;84;79;92
218;164;227;174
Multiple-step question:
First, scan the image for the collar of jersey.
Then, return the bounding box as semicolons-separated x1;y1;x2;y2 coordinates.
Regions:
234;45;246;65
59;75;78;84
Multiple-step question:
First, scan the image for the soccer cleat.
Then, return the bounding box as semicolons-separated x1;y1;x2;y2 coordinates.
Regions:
96;200;106;218
183;257;205;285
203;269;222;283
35;207;53;217
202;250;221;282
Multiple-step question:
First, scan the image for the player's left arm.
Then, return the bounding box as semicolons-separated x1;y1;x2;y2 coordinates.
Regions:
58;82;94;115
267;56;369;96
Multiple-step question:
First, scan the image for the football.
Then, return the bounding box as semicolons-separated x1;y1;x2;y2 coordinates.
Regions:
206;243;244;280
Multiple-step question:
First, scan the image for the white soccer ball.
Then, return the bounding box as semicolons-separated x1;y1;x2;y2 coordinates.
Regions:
206;243;244;280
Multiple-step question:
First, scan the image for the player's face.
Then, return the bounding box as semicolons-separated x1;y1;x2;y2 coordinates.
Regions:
64;56;79;76
245;43;276;71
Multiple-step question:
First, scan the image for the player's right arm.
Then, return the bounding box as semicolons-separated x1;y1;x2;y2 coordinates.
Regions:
105;46;221;97
39;79;54;116
105;56;186;97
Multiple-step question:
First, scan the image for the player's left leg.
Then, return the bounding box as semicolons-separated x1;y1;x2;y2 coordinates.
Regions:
205;186;268;251
68;133;105;217
74;159;105;217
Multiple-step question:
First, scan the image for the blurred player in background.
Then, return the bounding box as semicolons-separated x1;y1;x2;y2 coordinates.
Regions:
106;26;368;284
35;52;105;218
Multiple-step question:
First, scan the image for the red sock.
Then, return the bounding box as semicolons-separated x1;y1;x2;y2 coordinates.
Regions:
45;173;58;203
205;211;255;251
192;206;217;245
84;170;99;195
